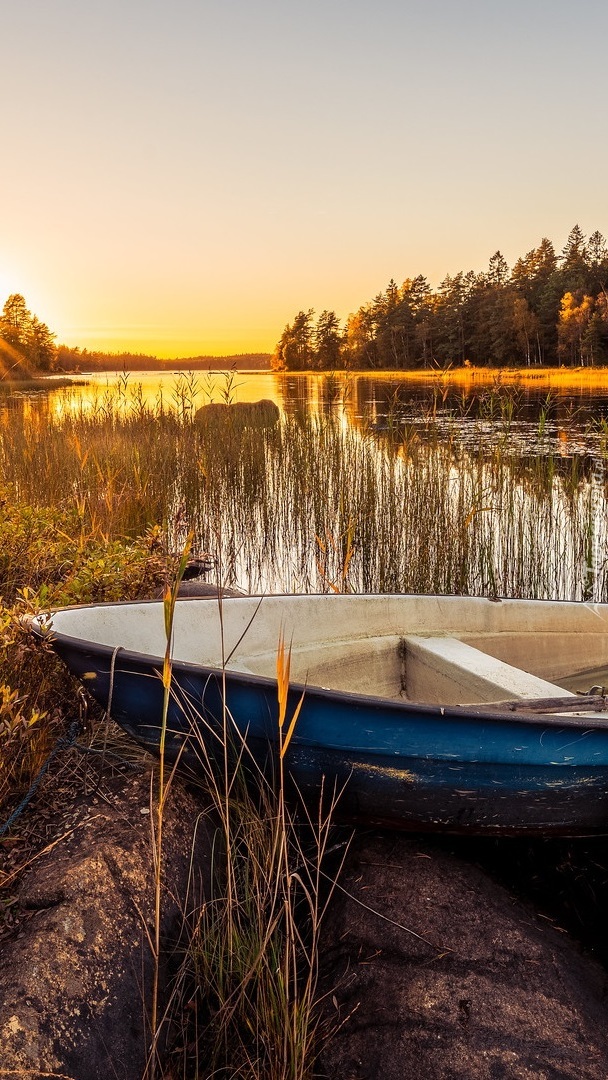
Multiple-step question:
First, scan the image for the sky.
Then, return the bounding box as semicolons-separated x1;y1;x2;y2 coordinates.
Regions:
2;0;608;358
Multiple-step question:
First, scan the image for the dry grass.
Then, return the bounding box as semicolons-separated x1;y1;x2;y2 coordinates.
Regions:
163;772;342;1080
337;364;608;390
143;587;343;1080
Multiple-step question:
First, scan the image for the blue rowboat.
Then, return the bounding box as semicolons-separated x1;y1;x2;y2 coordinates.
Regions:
30;593;608;835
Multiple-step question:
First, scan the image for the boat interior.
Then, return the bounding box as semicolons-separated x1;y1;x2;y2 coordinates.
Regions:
46;594;608;710
217;601;608;709
230;632;608;706
203;596;608;704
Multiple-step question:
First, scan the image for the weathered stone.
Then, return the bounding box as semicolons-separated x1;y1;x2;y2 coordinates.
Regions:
195;398;280;429
319;832;608;1080
4;785;608;1079
175;581;245;598
0;768;211;1080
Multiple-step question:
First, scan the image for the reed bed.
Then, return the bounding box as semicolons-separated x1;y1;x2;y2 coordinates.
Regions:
0;384;606;602
162;745;340;1080
347;364;608;392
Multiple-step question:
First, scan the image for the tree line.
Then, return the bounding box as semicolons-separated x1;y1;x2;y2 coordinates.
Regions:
54;346;272;372
272;225;608;371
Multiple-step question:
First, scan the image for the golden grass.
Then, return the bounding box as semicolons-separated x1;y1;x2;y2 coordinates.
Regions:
148;597;342;1080
339;365;608;390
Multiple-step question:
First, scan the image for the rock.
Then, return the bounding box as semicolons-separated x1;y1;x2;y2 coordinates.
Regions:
318;832;608;1080
4;787;608;1080
180;554;214;580
195;398;280;429
150;580;245;599
0;767;211;1080
176;581;245;598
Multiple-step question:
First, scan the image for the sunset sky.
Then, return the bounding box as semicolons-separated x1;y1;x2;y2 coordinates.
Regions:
2;0;607;358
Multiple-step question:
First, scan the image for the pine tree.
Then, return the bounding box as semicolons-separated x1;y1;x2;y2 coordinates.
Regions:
0;294;57;372
314;311;342;370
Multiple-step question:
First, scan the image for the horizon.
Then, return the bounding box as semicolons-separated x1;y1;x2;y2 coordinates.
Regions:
2;1;608;357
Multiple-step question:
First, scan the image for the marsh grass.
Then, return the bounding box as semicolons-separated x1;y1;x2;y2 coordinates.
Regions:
0;380;606;601
164;767;341;1080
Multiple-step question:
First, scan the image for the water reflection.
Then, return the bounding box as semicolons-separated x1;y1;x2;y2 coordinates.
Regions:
275;372;608;461
4;368;608;437
3;368;608;472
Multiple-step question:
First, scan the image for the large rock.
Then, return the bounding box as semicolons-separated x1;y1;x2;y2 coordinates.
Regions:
151;580;245;598
4;783;608;1080
176;581;245;598
0;767;211;1080
195;398;280;429
319;832;608;1080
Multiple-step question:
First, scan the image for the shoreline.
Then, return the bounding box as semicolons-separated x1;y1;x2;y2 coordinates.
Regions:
8;364;608;394
268;365;608;392
317;365;608;389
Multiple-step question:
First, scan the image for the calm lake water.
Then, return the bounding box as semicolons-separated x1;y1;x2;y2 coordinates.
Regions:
8;367;608;455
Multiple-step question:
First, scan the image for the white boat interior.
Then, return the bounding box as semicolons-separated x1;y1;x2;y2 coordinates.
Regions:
45;594;608;710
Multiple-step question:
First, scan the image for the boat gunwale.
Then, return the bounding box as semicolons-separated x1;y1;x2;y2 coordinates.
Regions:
31;616;608;735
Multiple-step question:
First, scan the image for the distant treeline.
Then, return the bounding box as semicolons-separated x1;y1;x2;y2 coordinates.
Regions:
0;294;271;377
273;225;608;371
53;347;271;372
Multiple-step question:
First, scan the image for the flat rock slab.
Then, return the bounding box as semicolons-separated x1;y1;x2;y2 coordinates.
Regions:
4;787;608;1080
0;768;211;1080
319;832;608;1080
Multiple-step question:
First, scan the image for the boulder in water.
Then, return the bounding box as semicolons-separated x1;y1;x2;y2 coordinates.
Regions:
195;398;279;429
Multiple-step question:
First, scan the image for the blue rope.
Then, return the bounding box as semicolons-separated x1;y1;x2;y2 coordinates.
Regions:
0;719;81;838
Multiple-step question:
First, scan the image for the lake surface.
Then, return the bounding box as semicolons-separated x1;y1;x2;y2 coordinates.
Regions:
8;367;608;454
51;367;608;472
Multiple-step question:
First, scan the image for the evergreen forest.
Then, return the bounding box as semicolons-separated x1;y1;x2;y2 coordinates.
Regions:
273;225;608;371
3;224;608;378
0;294;56;375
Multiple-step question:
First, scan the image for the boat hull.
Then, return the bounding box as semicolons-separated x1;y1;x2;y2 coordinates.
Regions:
45;621;608;835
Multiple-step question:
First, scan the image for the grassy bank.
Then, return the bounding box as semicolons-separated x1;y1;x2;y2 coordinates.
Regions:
0;501;170;816
338;365;608;390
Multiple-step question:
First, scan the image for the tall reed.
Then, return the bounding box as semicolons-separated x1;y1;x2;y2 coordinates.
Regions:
154;602;342;1079
0;383;605;602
